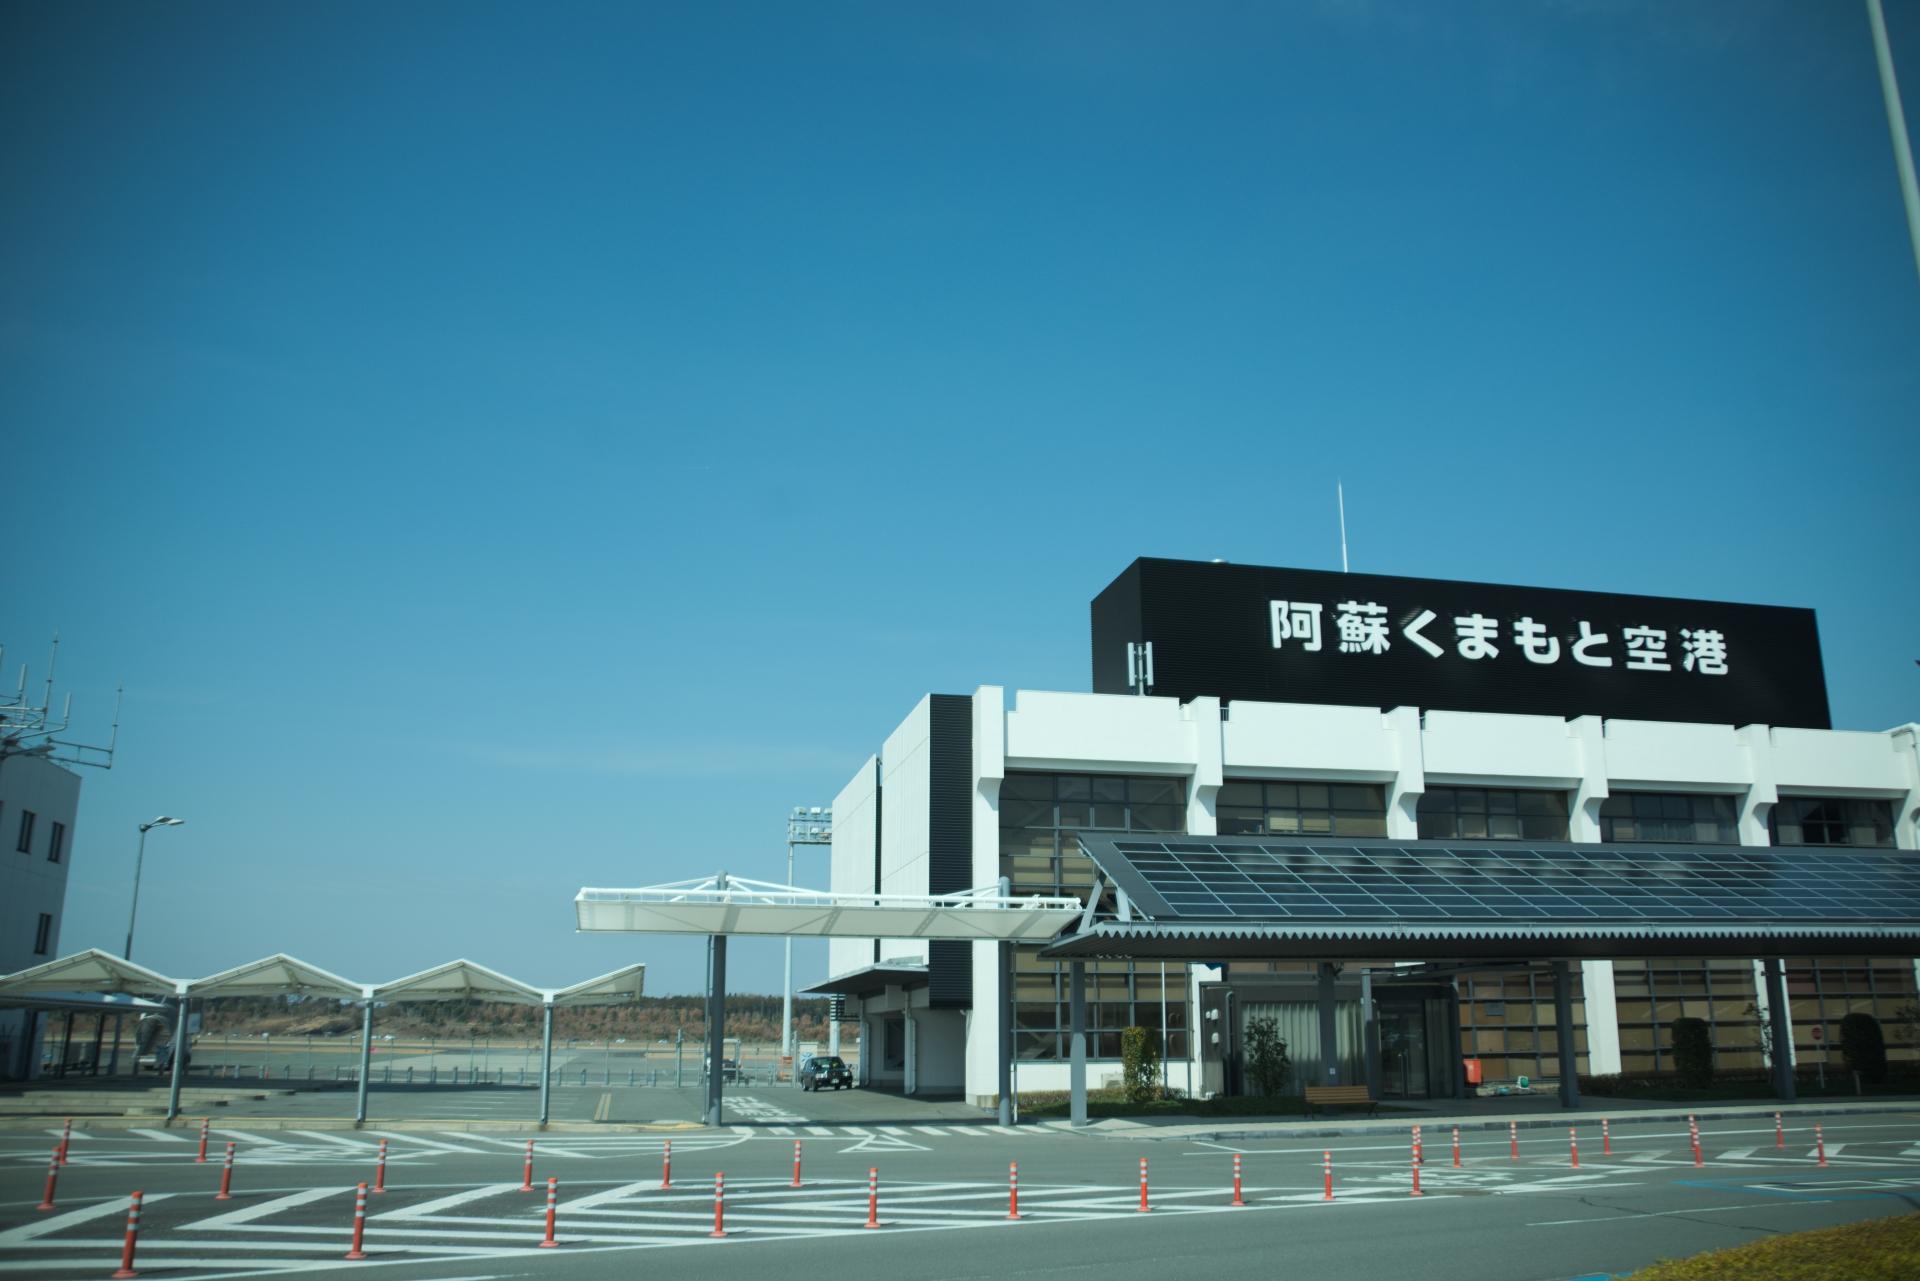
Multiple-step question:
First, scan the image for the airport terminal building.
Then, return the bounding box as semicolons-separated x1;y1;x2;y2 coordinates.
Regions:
820;559;1920;1106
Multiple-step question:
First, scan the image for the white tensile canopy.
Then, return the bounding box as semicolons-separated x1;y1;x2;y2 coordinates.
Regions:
574;876;1082;941
188;953;364;1000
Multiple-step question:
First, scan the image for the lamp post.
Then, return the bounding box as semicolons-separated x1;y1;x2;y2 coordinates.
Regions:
125;816;184;960
783;807;833;1065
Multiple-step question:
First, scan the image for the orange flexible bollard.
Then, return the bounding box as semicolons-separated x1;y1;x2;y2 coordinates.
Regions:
1602;1118;1612;1157
58;1117;71;1166
373;1139;388;1194
1569;1127;1580;1169
1322;1149;1333;1201
792;1139;803;1188
1231;1152;1246;1207
196;1117;209;1164
1138;1156;1150;1212
539;1176;559;1247
710;1172;726;1238
215;1142;236;1200
661;1139;672;1189
1815;1124;1828;1168
1410;1147;1423;1197
1509;1121;1519;1161
865;1166;881;1229
36;1146;59;1211
520;1139;535;1192
1775;1112;1786;1150
345;1181;369;1260
110;1190;144;1279
1009;1161;1021;1218
1451;1127;1461;1168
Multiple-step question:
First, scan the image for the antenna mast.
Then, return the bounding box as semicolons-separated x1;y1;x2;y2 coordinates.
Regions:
1337;481;1350;573
0;635;119;771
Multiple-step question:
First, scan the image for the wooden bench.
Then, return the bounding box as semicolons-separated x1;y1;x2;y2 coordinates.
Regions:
1302;1084;1377;1118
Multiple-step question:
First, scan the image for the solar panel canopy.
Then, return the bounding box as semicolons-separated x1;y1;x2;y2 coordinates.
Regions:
1056;834;1920;960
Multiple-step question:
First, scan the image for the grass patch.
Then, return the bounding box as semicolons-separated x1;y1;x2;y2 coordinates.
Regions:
1630;1211;1920;1280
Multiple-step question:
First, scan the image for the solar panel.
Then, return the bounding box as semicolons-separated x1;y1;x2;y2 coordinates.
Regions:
1077;834;1920;925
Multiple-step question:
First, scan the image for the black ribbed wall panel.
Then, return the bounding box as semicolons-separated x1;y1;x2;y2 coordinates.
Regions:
927;694;974;1008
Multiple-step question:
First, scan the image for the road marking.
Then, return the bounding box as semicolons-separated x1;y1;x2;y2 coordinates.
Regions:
287;1130;376;1152
0;1192;175;1243
128;1128;188;1142
806;1126;834;1136
183;1185;344;1228
213;1129;293;1148
369;1131;491;1155
594;1092;613;1122
1528;1202;1794;1227
375;1183;524;1220
912;1126;949;1136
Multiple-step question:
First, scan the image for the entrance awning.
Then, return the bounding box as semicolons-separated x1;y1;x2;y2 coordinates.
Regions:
575;876;1082;941
799;963;929;999
1046;834;1920;961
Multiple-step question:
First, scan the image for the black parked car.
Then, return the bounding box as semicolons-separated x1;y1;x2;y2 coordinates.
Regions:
800;1055;852;1091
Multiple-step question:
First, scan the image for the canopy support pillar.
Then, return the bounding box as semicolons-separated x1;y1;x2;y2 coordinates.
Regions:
997;875;1015;1126
538;1002;554;1126
1764;958;1796;1102
107;1014;124;1075
1360;967;1380;1101
164;997;188;1121
354;998;374;1123
1069;960;1088;1126
1553;961;1580;1110
1316;963;1339;1085
706;933;728;1127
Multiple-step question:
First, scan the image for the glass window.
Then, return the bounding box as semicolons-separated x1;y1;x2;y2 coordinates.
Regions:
1600;793;1739;844
1419;789;1567;841
33;912;51;955
1221;778;1386;839
48;821;67;864
15;809;35;854
1770;798;1894;848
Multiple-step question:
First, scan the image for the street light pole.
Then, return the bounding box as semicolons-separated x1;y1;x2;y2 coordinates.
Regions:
125;816;184;961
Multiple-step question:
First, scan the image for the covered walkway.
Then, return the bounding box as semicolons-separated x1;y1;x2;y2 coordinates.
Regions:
1037;833;1920;1125
0;951;645;1125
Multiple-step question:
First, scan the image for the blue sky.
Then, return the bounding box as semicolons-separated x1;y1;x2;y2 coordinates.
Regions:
4;1;1917;996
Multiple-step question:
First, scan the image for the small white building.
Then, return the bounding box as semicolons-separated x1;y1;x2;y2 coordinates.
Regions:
0;751;82;1077
821;559;1920;1106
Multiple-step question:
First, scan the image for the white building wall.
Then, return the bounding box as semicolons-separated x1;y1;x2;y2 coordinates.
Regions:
846;686;1920;1105
828;756;880;982
0;754;82;1078
877;698;933;967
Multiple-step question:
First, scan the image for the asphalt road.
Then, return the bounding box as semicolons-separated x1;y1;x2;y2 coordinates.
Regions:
5;1109;1919;1281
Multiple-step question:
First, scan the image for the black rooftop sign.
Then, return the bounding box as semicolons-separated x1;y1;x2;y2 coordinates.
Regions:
1091;558;1830;729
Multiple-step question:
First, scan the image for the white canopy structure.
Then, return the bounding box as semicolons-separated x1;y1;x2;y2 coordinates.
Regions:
0;948;180;997
189;954;363;1000
373;959;545;1005
553;962;650;1007
575;876;1082;940
0;951;646;1127
573;872;1082;1126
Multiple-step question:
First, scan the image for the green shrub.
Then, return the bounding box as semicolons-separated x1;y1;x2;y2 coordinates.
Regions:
1243;1016;1292;1097
1120;1027;1161;1104
1841;1012;1889;1085
1669;1017;1714;1088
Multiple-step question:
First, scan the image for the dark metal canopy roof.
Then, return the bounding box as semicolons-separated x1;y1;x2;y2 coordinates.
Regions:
1040;834;1920;961
799;963;929;999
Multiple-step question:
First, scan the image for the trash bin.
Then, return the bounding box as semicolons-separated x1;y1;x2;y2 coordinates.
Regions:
1462;1058;1483;1087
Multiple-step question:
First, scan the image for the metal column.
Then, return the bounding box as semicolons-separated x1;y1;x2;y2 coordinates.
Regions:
538;1002;555;1125
997;930;1015;1124
1069;960;1088;1126
107;1013;123;1075
1764;958;1797;1102
706;934;727;1127
1316;963;1339;1085
1552;961;1580;1110
1360;968;1380;1101
164;997;189;1121
354;998;374;1123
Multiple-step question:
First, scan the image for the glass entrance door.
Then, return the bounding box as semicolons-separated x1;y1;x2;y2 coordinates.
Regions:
1378;1002;1430;1098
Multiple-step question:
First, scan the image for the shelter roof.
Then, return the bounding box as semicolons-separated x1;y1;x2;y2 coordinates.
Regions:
0;949;180;997
190;954;364;999
575;876;1081;941
799;963;929;999
551;962;647;1007
373;959;544;1005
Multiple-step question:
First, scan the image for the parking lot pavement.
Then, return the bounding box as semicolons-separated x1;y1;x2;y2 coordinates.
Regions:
5;1111;1920;1281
